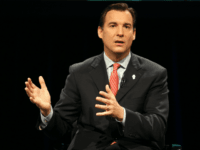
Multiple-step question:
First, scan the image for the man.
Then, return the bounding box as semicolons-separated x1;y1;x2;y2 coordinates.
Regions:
25;3;169;150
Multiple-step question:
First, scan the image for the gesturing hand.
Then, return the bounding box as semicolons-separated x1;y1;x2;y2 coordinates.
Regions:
24;76;51;117
95;84;124;121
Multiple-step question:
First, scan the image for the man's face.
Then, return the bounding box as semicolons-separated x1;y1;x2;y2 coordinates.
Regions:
98;10;136;59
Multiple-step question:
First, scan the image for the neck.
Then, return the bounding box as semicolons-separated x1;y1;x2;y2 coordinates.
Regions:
104;50;130;62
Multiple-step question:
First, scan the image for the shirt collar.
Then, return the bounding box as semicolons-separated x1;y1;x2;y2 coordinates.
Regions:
103;51;131;69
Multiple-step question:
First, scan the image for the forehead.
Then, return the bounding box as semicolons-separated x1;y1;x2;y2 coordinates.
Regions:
105;10;133;25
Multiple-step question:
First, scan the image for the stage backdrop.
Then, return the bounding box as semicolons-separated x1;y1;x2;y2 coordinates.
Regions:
1;1;200;150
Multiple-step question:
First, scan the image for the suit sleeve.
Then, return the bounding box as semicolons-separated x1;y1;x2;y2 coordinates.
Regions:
35;65;81;140
123;68;169;142
39;105;54;129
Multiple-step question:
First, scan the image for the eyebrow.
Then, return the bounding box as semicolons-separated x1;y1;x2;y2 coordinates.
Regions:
108;22;131;26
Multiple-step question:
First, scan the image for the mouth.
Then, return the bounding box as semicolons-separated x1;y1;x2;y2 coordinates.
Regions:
115;41;125;46
115;40;125;43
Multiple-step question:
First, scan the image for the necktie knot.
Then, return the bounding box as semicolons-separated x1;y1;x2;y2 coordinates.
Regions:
113;63;120;71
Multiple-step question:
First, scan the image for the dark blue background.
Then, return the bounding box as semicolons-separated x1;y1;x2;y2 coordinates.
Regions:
1;1;200;150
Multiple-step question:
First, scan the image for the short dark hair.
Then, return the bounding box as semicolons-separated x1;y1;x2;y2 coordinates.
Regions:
98;3;137;30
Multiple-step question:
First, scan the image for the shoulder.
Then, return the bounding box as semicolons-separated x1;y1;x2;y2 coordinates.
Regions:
133;53;167;75
68;54;101;73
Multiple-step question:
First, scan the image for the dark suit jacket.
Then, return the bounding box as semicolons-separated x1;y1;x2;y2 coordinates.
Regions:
35;52;169;150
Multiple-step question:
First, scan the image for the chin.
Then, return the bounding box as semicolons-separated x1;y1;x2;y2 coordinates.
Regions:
112;49;127;54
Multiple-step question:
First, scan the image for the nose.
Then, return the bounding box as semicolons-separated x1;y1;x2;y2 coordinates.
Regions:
117;27;124;37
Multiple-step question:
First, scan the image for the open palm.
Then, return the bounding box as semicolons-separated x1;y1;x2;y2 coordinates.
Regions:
25;76;51;116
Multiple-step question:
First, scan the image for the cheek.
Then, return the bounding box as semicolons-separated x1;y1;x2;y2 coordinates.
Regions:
127;37;133;45
103;32;113;42
104;37;113;46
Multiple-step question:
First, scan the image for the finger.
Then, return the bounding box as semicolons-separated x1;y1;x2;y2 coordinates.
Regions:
24;87;30;97
25;87;32;97
95;104;107;110
39;76;47;89
29;97;36;104
105;84;112;94
99;91;110;99
25;82;33;93
29;96;39;105
96;96;109;104
28;78;35;88
96;111;110;116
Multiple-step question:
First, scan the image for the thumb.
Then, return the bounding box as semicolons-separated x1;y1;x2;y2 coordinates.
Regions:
39;76;47;89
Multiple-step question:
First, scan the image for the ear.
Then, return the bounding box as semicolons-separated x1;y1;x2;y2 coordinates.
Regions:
97;26;103;39
133;28;136;41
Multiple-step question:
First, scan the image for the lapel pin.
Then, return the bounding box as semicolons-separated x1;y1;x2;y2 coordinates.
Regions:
132;74;136;80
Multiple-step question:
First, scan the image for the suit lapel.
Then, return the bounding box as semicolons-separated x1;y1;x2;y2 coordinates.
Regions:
89;52;109;93
89;52;145;103
116;52;145;103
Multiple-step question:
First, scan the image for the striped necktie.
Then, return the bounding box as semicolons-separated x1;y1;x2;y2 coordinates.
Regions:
109;63;120;96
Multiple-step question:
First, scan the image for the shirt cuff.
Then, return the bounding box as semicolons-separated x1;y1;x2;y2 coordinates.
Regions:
40;105;53;126
115;107;126;127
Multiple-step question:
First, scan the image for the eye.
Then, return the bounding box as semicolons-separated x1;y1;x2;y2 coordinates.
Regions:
110;25;130;28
